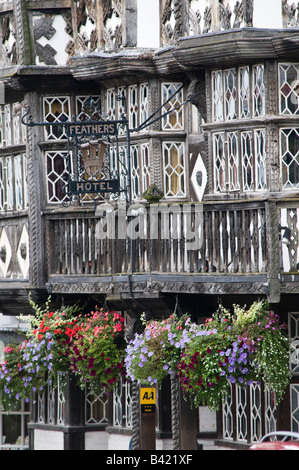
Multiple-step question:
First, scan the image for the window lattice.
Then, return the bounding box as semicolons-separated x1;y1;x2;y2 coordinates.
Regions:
85;389;109;425
46;151;69;203
212;70;224;122
131;145;140;199
239;66;251;119
213;133;226;192
264;385;277;435
289;312;299;376
236;385;247;442
163;142;186;198
141;143;151;193
253;65;265;117
255;129;267;190
279;63;299;115
291;384;299;433
227;132;240;191
241;131;254;191
222;383;234;440
129;85;139;130
281;128;299;189
224;69;237;120
43;97;70;140
162;83;184;130
250;382;262;443
0;103;26;147
212;64;265;122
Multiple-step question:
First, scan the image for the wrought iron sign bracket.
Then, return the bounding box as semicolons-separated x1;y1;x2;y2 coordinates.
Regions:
21;87;204;207
21;95;132;206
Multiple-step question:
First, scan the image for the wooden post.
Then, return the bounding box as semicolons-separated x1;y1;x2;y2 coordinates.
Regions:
140;386;156;450
179;391;198;450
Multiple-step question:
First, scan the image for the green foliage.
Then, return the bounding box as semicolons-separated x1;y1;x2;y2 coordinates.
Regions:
126;300;291;411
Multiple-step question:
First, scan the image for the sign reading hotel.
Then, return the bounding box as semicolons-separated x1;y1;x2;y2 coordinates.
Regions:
67;121;118;137
69;179;120;194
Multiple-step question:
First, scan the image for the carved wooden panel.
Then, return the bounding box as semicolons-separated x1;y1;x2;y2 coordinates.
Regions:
0;220;29;279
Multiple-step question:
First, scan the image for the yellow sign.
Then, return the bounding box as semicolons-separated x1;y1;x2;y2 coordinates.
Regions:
140;388;156;404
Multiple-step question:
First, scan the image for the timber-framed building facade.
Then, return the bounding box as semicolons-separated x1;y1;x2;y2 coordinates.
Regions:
0;0;299;450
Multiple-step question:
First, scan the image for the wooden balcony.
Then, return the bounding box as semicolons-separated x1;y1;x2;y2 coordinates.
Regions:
45;200;272;299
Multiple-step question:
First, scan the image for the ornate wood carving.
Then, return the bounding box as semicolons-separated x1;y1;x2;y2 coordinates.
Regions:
282;0;299;27
33;15;57;65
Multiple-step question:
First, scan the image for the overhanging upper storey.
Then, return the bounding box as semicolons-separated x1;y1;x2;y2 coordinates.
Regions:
69;28;299;84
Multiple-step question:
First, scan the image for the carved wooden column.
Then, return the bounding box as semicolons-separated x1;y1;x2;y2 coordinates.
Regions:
25;92;47;289
13;0;33;65
266;200;281;304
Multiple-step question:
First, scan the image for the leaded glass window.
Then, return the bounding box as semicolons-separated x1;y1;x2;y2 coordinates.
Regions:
131;144;140;199
140;83;149;129
279;63;299;115
227;132;240;191
163;142;186;198
85;389;109;425
141;143;151;193
213;133;226;192
280;128;299;189
289;312;299;376
212;70;224;122
46;151;69;203
253;65;265;117
213;129;267;193
162;83;184;130
241;131;254;191
224;69;237;120
129;85;139;130
255;129;267;190
212;64;265;122
43;97;70;140
239;66;251;119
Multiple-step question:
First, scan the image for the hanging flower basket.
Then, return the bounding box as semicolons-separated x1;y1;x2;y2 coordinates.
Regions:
125;300;291;411
0;298;126;410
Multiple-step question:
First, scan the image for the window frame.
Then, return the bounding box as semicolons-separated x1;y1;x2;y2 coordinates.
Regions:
211;64;265;123
213;128;267;194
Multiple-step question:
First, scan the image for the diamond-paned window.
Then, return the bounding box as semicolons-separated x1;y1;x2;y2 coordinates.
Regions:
255;129;267;190
227;132;240;191
162;83;184;130
163;142;186;198
43;97;70;140
212;71;224;122
279;63;299;115
224;69;237;120
253;65;265;117
141;143;151;193
213;129;267;193
212;64;265;122
130;144;140;199
241;131;254;191
46;151;69;203
213;133;226;192
280;128;299;189
239;66;251;119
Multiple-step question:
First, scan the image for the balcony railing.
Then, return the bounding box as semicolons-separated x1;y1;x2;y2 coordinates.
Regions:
45;201;268;278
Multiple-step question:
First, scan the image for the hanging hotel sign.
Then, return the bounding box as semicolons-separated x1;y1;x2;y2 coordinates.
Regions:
67;121;118;137
21;95;130;204
69;179;120;194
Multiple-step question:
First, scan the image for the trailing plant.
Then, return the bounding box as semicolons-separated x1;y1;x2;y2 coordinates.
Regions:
0;299;126;410
125;300;291;411
125;313;194;386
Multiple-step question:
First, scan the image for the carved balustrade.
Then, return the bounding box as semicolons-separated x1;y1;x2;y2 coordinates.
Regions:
45;201;268;278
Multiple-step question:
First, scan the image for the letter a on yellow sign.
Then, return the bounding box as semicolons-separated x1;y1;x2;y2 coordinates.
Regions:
140;388;156;404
